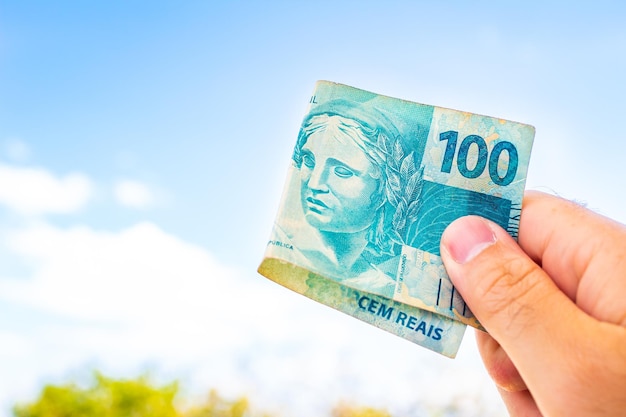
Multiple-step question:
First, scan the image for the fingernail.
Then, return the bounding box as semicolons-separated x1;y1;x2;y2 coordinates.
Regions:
441;217;497;264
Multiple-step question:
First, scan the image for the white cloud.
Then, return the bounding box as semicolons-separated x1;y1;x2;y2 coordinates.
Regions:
0;221;505;417
113;179;155;209
4;222;239;323
0;221;296;353
0;164;92;215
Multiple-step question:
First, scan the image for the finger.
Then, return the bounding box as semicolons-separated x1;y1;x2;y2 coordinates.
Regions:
439;216;589;410
440;215;582;350
441;214;626;416
519;191;626;322
475;330;526;392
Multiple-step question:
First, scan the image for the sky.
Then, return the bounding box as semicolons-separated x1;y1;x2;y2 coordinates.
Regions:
0;1;625;416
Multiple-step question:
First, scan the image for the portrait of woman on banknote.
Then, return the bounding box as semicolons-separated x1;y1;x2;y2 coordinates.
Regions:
270;99;417;298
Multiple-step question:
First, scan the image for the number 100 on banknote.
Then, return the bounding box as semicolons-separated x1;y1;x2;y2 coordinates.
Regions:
258;81;534;357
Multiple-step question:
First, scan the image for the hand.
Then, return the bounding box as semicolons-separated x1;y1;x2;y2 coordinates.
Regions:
440;191;626;416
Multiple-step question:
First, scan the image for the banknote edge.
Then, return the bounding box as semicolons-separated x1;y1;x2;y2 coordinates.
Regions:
315;80;536;133
258;257;467;358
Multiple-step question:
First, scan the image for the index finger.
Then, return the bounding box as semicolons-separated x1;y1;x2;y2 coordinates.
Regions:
518;190;626;322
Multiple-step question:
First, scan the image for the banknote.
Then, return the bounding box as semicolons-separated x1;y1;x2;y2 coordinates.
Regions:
259;81;534;356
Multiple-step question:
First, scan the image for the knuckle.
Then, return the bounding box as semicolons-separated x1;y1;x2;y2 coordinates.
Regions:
473;248;546;332
481;350;526;392
489;363;526;392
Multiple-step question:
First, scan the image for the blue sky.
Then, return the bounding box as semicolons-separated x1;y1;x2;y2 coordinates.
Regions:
0;1;625;416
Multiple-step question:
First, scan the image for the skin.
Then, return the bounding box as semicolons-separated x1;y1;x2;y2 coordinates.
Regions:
440;190;626;417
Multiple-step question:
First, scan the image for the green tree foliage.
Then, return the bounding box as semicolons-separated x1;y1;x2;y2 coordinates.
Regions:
332;403;392;417
13;372;399;417
14;372;180;417
12;372;263;417
183;389;250;417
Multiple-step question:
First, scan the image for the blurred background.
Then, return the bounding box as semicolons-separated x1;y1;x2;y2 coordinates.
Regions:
0;1;625;416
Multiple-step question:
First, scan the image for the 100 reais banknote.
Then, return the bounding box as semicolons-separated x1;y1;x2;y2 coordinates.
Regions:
258;81;535;357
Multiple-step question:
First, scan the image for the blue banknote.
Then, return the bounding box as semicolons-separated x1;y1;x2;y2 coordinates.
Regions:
259;81;534;356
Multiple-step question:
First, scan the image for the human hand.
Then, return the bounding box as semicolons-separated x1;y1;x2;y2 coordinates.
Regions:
440;191;626;416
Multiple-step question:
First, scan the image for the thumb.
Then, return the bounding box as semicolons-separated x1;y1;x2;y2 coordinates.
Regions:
439;216;586;386
440;215;626;417
439;216;575;335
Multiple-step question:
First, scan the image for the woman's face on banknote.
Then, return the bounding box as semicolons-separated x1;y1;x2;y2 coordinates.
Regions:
299;129;380;234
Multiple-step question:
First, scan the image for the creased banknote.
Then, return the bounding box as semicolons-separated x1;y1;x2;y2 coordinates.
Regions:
259;81;534;357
